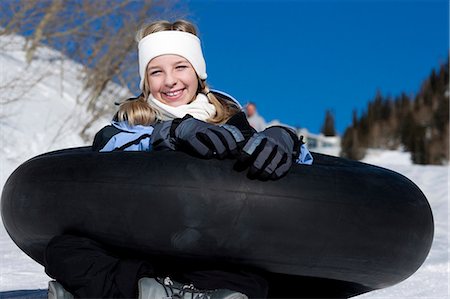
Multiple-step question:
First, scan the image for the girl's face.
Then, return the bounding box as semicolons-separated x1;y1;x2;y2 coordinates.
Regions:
146;54;199;107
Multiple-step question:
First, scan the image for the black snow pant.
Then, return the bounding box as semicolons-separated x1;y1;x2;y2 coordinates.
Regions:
44;234;268;298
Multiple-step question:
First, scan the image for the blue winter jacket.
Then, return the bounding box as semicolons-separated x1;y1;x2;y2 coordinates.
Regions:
92;89;313;164
93;119;313;164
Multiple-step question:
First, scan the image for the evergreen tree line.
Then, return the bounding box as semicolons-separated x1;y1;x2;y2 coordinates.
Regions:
341;57;449;165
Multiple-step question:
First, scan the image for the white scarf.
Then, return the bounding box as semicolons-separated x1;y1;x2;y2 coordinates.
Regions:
148;93;216;122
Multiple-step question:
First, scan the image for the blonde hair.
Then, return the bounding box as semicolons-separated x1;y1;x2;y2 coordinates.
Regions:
116;98;155;126
136;19;240;124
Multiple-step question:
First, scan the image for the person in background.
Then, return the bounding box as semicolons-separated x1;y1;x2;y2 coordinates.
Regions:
245;102;266;132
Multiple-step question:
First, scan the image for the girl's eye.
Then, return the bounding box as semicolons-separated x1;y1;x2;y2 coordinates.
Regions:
176;65;188;70
149;70;161;76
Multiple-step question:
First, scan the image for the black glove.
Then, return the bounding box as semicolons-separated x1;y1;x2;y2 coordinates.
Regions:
238;126;299;180
152;115;244;159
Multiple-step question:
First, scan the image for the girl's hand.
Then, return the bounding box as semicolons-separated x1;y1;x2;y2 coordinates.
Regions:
152;115;244;159
238;126;299;180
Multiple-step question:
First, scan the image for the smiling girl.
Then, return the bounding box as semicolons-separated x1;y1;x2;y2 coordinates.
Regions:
45;19;312;299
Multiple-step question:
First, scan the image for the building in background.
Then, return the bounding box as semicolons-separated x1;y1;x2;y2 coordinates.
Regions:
298;128;341;157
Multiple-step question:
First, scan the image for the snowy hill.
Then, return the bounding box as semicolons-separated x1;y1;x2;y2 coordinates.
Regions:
0;34;448;298
0;33;128;188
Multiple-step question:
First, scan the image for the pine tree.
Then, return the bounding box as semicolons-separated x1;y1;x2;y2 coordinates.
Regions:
321;110;336;137
340;56;448;164
341;110;366;160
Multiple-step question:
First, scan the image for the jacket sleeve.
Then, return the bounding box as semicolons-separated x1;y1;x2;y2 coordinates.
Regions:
92;125;122;152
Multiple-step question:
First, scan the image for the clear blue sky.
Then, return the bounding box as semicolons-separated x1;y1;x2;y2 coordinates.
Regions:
183;0;449;134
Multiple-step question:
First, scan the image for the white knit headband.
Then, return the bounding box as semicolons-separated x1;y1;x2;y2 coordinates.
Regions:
138;30;207;90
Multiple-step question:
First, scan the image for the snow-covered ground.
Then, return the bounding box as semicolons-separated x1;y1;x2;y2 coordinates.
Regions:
0;34;448;298
356;150;449;299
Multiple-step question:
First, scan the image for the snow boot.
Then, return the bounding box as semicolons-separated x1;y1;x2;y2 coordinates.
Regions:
138;276;248;299
48;280;74;299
